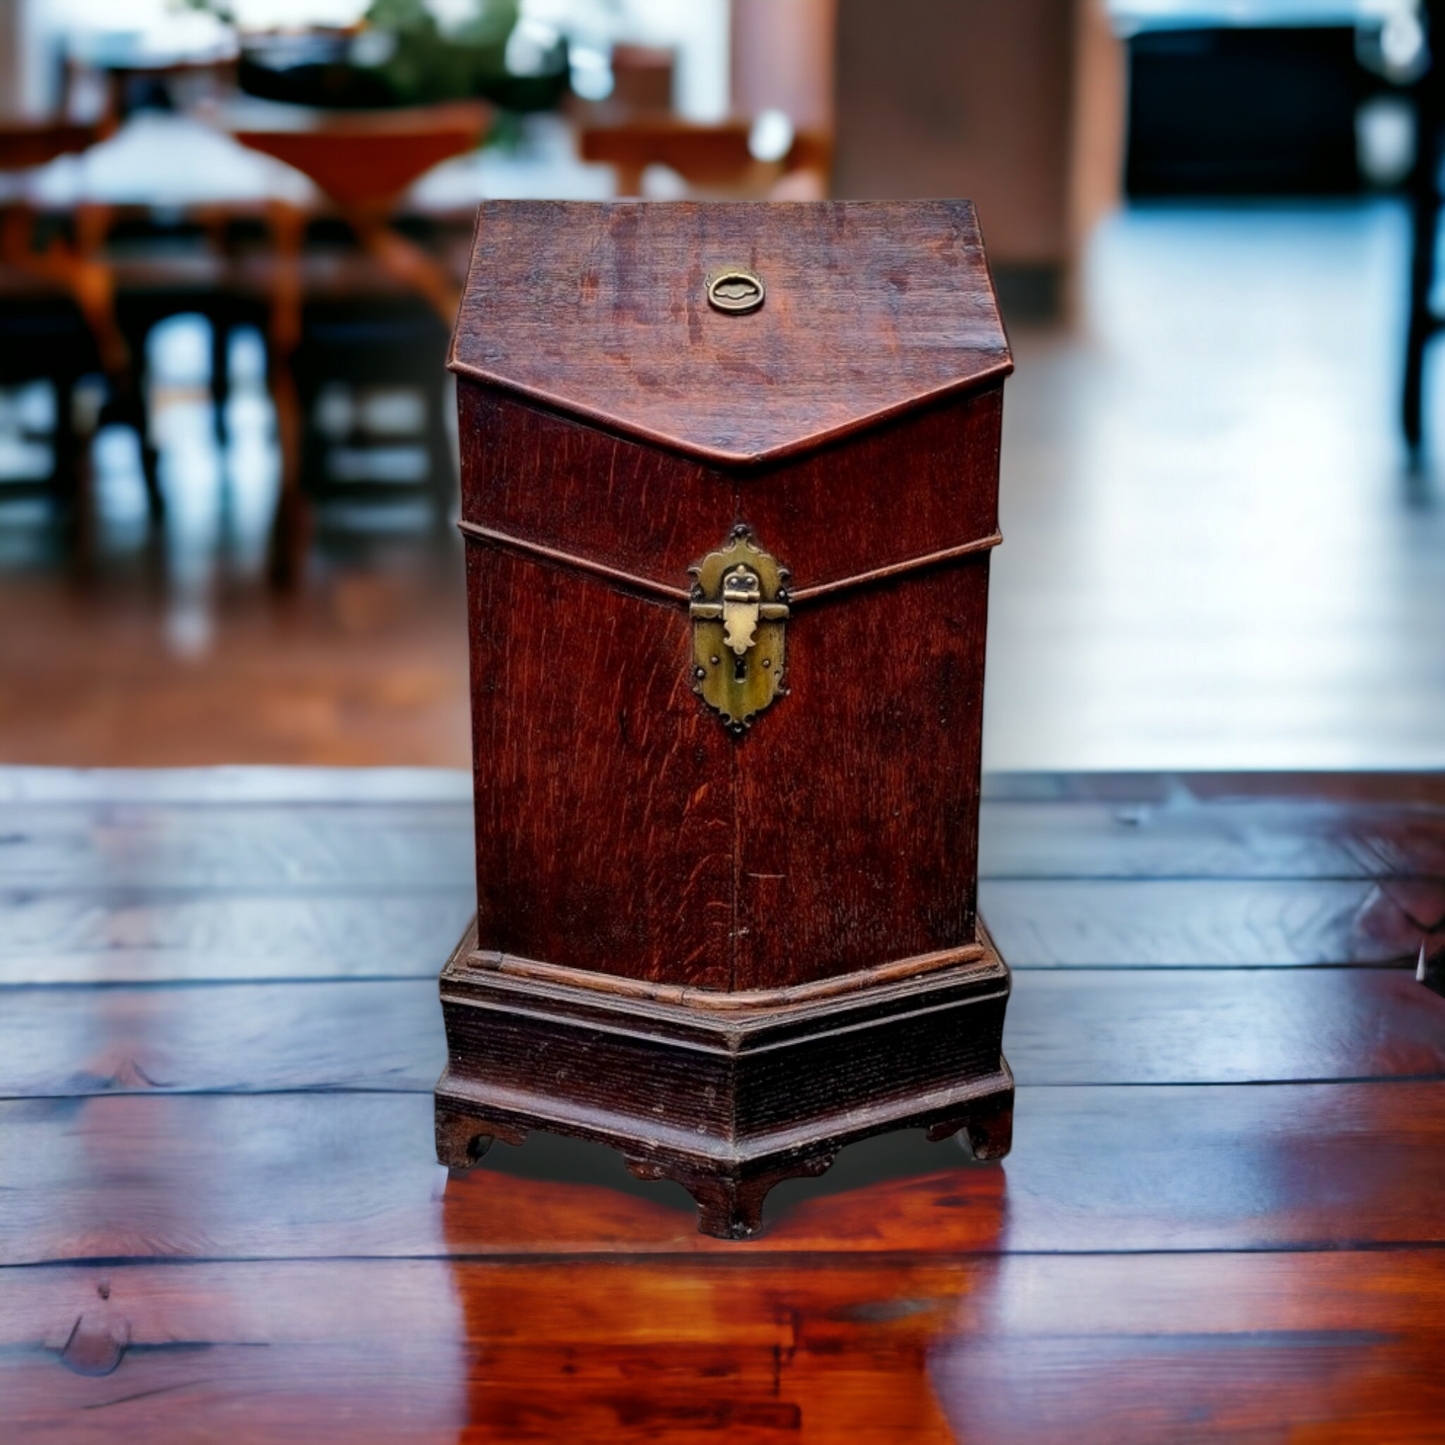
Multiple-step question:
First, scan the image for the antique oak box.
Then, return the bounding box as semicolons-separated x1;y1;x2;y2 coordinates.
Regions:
436;200;1013;1238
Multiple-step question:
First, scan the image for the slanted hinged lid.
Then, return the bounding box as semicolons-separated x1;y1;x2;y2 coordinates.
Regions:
449;199;1012;467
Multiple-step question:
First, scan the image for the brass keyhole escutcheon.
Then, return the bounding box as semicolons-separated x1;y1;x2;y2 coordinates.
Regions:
706;267;765;315
689;527;789;733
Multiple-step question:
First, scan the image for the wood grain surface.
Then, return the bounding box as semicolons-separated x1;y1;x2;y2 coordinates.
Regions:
450;200;1012;466
457;375;1005;990
6;966;1441;1099
1;876;1436;986
9;777;1445;889
979;795;1445;878
5;1081;1445;1266
5;768;1445;1441
0;893;474;985
453;200;1008;1027
6;1253;1445;1443
982;878;1445;965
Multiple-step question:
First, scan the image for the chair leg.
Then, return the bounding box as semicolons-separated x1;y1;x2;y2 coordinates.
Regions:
51;376;82;570
140;438;164;522
70;428;97;584
53;376;99;581
267;356;308;589
1405;320;1429;456
1404;223;1436;455
211;315;230;450
1404;95;1442;456
51;375;78;507
118;372;165;523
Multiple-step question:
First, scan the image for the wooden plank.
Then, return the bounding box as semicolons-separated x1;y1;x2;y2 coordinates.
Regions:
5;1082;1445;1265
983;770;1445;806
3;772;1442;897
0;1258;475;1445
2;874;1441;985
3;1253;1445;1443
1008;968;1445;1084
979;798;1445;880
980;877;1445;965
0;766;473;805
0;980;447;1098
3;969;1445;1099
932;1250;1445;1445
6;794;1444;893
0;892;475;985
0;803;473;892
0;752;1434;821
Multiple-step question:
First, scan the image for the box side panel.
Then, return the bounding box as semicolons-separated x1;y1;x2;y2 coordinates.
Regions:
731;391;1002;989
733;561;990;988
461;388;734;987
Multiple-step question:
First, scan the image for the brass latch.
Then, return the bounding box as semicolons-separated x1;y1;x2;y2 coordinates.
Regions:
689;526;789;733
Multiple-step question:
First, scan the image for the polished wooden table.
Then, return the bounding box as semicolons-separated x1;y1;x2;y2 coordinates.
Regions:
4;767;1445;1442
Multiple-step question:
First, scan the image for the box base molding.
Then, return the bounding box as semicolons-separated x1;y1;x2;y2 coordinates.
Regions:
435;918;1013;1240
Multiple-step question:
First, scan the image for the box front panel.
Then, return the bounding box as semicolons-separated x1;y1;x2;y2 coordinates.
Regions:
462;389;735;988
467;545;734;986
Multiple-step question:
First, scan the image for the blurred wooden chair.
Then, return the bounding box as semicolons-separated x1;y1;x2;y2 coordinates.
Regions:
0;263;105;563
0;120;160;569
606;45;675;114
578;117;831;199
78;200;275;471
290;276;454;539
224;101;488;583
0;119;113;170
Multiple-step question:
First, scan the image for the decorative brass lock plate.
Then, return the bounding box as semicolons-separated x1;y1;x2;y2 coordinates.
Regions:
689;526;789;733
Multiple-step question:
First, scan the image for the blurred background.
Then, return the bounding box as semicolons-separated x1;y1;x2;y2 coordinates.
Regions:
0;0;1441;772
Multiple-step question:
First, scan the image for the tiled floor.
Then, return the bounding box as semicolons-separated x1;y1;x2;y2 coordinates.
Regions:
1;199;1443;770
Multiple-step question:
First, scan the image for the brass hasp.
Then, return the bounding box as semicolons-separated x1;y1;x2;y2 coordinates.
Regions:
689;527;789;733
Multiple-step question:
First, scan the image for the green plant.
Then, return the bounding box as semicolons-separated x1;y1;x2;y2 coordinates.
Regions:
362;0;519;104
